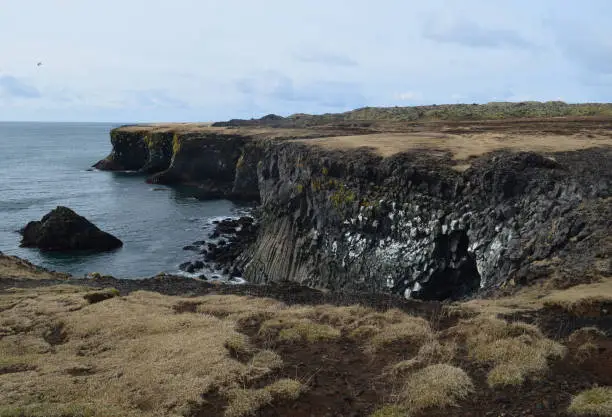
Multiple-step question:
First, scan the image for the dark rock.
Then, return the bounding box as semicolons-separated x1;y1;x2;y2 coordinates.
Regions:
192;240;206;245
182;245;199;251
193;261;205;270
179;262;192;272
20;206;123;252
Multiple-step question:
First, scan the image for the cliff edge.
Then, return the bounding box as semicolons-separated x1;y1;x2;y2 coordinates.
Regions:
94;105;612;300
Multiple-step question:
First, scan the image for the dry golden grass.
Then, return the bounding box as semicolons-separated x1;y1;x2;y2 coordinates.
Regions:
0;254;69;280
0;287;289;416
224;333;254;357
451;315;566;387
249;349;283;371
543;278;612;315
195;294;285;318
7;265;605;417
568;327;607;364
4;282;444;415
381;338;456;381
115;124;321;142
260;317;341;343
223;379;305;417
294;131;611;160
415;339;457;365
365;317;433;353
400;364;474;413
450;276;612;320
568;387;612;416
569;327;607;343
224;388;272;417
0;403;101;417
384;359;421;379
369;405;407;417
264;378;305;400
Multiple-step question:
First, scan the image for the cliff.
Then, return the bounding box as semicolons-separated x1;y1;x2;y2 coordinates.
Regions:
94;111;612;300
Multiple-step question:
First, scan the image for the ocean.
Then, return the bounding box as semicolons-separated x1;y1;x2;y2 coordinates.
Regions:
0;122;241;278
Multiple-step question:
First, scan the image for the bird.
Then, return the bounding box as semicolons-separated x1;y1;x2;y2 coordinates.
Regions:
37;62;43;67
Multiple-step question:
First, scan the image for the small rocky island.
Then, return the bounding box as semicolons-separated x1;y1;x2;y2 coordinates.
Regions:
20;206;123;252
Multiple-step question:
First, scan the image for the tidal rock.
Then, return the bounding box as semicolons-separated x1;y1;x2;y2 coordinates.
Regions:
20;206;122;252
179;262;197;273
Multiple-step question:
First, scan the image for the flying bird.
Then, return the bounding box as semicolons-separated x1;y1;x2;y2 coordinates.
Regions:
37;62;43;67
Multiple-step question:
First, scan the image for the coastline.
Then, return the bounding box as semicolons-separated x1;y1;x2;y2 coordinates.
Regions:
93;110;612;300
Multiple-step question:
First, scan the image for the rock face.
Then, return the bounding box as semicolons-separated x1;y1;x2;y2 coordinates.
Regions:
21;207;123;252
245;144;611;300
95;119;612;300
93;128;174;173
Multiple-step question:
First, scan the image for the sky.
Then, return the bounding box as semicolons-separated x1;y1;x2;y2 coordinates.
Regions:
0;0;611;122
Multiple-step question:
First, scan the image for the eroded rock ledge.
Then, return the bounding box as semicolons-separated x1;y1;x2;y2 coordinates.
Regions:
94;117;612;300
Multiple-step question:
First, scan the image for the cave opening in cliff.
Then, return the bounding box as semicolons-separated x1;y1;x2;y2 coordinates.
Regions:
411;230;481;301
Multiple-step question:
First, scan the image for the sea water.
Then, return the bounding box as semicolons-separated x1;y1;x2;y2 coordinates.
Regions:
0;122;240;278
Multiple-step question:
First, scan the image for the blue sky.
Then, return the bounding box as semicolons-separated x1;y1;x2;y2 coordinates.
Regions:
0;0;611;122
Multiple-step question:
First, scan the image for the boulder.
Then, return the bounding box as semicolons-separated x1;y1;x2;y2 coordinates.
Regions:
20;206;123;252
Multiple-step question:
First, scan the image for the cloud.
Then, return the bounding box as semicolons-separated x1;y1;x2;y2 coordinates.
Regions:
236;71;365;110
552;28;612;75
395;91;422;101
0;75;41;99
423;18;532;49
294;51;358;67
127;89;189;108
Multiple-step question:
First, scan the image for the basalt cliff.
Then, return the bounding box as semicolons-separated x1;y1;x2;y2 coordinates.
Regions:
94;103;612;300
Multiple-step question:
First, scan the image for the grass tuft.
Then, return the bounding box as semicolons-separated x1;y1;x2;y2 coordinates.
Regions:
366;318;433;352
568;387;612;416
224;333;253;358
261;318;340;343
401;364;474;413
543;280;612;316
452;315;566;387
569;327;607;344
416;339;457;365
264;378;304;400
249;349;283;371
224;388;272;417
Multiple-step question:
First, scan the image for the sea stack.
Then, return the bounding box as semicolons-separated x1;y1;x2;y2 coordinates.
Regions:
20;206;123;252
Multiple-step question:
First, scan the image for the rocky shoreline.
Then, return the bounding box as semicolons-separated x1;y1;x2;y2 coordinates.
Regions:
93;111;612;301
178;215;258;282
